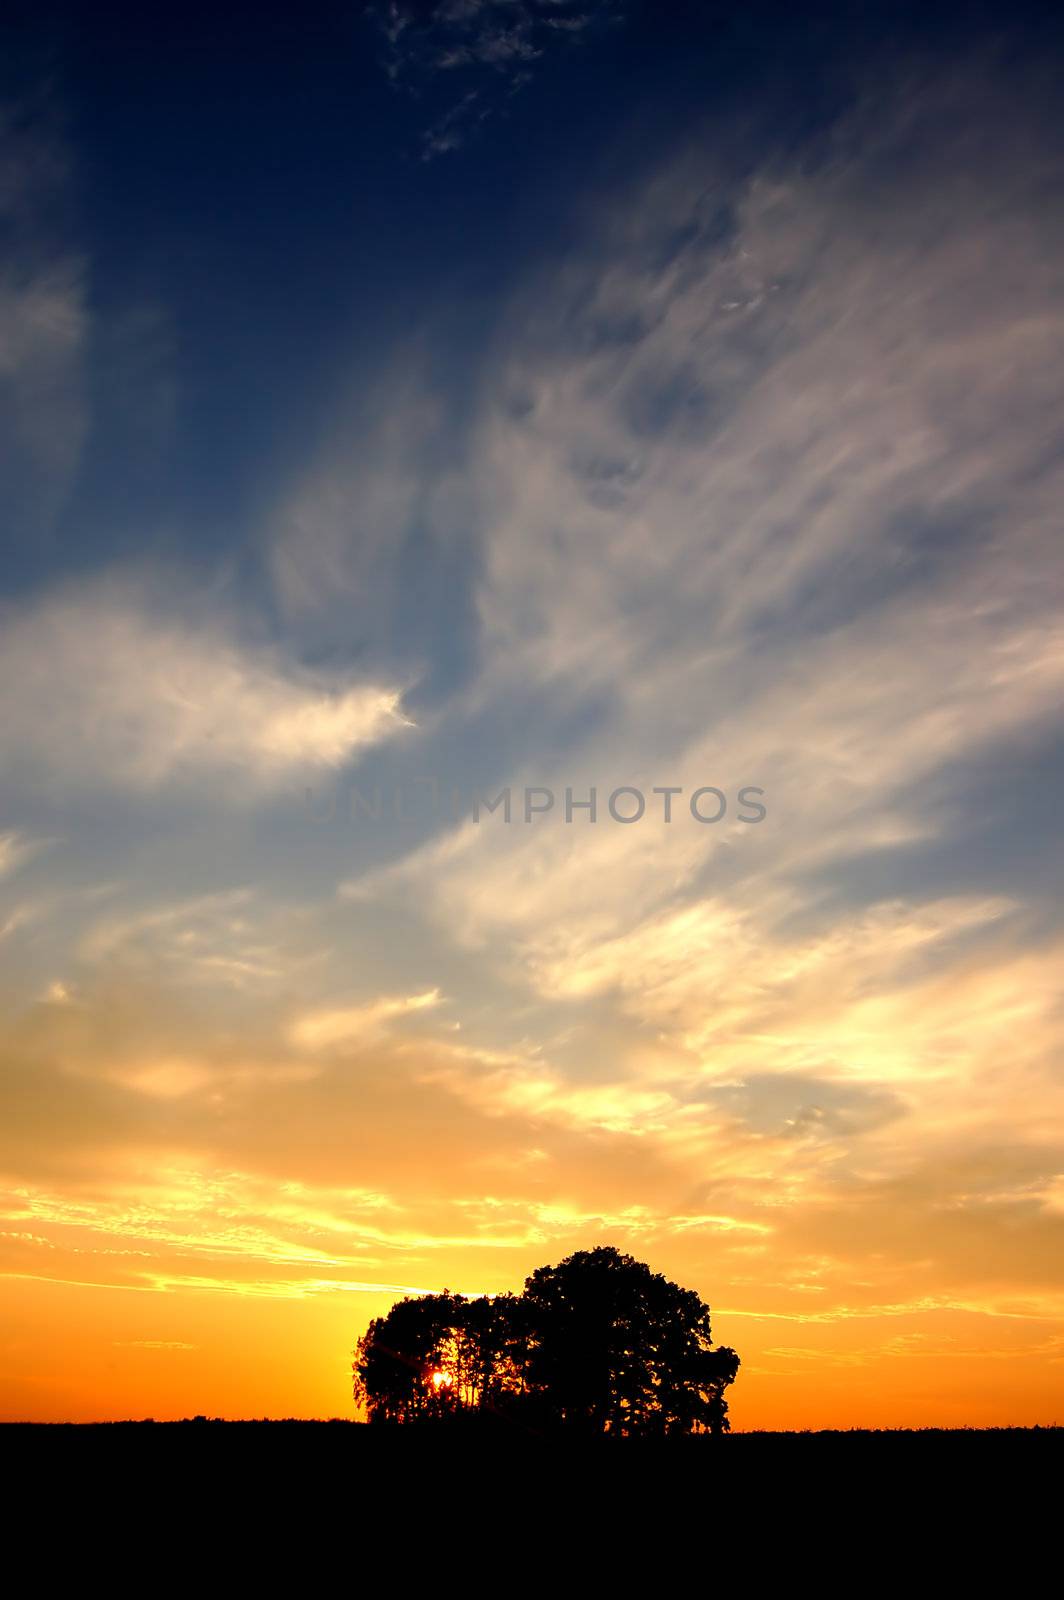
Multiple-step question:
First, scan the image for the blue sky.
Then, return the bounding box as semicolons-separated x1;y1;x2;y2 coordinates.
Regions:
2;1;1064;1424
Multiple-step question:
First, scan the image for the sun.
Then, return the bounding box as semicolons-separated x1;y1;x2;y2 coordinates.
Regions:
429;1369;453;1391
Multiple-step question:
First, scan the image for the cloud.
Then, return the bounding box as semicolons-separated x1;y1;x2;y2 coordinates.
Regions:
421;90;489;160
0;582;412;796
0;831;41;880
367;1;629;156
77;889;304;987
290;988;443;1049
371;0;615;74
709;1074;906;1141
339;65;1064;1080
267;353;473;672
469;113;1063;695
0;100;86;535
114;1340;197;1350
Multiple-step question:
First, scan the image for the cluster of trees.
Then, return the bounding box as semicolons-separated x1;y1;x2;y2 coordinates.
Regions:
353;1246;740;1435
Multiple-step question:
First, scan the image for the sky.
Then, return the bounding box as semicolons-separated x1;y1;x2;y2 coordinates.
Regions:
2;0;1063;1428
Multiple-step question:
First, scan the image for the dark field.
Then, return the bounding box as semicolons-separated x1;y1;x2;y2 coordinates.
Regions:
9;1422;1055;1539
7;1418;1059;1451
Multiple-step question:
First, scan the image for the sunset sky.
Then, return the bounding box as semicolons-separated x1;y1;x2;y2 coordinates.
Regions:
3;0;1064;1428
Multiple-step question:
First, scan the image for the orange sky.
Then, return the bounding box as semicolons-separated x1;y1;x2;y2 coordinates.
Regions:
5;877;1063;1425
4;1245;1062;1428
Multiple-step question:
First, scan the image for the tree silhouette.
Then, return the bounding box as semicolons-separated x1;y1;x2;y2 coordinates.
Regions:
517;1247;739;1434
353;1289;526;1424
353;1246;739;1434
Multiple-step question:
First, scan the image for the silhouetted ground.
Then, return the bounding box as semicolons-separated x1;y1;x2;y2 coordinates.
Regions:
4;1427;1056;1440
5;1419;1060;1437
5;1418;1060;1450
8;1422;1056;1544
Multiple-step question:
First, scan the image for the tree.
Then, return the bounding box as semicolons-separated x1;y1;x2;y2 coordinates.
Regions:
352;1246;739;1434
516;1247;738;1435
353;1291;465;1425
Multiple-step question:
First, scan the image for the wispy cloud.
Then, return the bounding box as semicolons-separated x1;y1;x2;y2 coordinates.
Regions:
0;581;412;796
290;988;443;1049
367;0;629;156
0;99;86;536
0;831;42;881
340;66;1064;1059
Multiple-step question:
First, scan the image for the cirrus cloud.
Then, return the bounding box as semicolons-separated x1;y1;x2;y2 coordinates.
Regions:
0;583;412;796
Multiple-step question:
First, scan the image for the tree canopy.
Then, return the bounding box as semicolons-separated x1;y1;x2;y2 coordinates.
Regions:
353;1246;740;1435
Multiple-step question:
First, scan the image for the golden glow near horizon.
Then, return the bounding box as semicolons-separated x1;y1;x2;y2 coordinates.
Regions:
3;55;1064;1431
